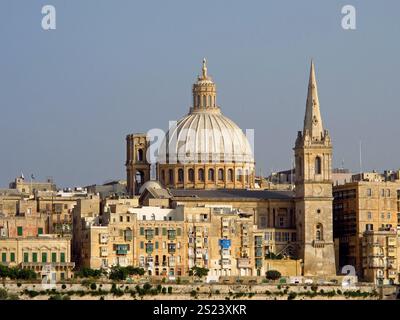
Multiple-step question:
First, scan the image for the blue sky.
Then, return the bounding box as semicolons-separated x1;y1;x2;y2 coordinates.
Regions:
0;0;399;187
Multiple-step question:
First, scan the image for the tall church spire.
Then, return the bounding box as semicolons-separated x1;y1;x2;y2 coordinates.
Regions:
303;60;324;141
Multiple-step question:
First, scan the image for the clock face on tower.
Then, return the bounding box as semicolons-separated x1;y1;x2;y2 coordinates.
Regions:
313;185;323;195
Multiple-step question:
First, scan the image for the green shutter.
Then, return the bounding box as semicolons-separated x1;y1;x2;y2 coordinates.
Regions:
155;241;159;249
17;226;23;236
155;228;159;236
38;228;43;235
10;252;15;262
162;228;167;236
32;253;37;262
1;252;6;262
140;241;144;249
52;252;57;263
42;252;47;263
60;252;65;263
140;227;144;235
177;228;181;236
24;252;29;262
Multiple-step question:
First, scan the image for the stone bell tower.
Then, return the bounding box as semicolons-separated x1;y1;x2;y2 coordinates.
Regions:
294;61;336;276
126;133;151;195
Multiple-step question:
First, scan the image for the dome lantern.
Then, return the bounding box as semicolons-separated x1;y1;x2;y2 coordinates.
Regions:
191;58;218;113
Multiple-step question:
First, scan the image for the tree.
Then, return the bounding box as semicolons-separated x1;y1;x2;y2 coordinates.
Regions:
266;270;281;281
189;266;209;279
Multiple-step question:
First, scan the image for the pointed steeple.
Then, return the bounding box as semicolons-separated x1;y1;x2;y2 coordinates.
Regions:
303;60;324;140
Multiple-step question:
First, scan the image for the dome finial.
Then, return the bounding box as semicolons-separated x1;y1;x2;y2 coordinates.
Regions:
202;58;208;78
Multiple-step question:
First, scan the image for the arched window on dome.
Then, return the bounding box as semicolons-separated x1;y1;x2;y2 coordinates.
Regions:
208;169;215;181
315;156;322;175
203;95;206;107
198;169;205;182
188;169;194;182
228;169;233;182
236;168;242;182
168;169;174;185
197;95;200;107
208;95;212;107
218;169;224;181
178;169;184;183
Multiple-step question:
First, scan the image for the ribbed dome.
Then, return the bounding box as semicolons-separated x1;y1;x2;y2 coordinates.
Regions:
157;59;254;166
158;108;254;164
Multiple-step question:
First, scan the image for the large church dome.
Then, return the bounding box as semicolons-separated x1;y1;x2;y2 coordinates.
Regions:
155;59;255;190
158;108;254;164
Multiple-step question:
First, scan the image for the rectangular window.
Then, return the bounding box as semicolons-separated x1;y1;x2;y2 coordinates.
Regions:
42;252;47;263
140;241;144;249
10;252;15;262
155;241;159;249
32;252;38;263
38;227;43;235
177;228;181;236
60;252;65;263
1;252;6;262
387;213;391;219
52;252;57;263
155;227;159;236
367;189;372;197
24;252;29;262
17;226;23;236
120;216;123;222
367;212;372;220
140;227;144;235
381;189;385;197
162;228;167;236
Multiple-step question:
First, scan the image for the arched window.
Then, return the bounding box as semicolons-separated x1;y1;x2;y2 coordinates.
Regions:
198;168;205;182
137;149;144;162
245;169;249;183
315;156;322;174
316;224;323;241
236;168;242;182
203;95;206;107
168;169;174;184
208;169;215;181
188;169;194;182
178;169;184;183
208;95;212;107
197;95;200;107
218;169;224;181
228;169;233;182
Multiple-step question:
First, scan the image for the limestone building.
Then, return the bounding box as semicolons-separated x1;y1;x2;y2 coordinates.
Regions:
126;59;255;195
333;176;400;283
294;61;336;276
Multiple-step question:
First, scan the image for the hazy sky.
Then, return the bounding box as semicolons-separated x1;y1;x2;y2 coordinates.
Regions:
1;0;399;188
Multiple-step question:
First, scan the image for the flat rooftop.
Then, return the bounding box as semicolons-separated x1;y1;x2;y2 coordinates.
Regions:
170;189;294;200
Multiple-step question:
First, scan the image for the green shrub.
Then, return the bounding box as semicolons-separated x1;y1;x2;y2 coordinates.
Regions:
266;270;281;281
0;288;8;300
61;284;67;290
17;283;22;287
190;290;197;297
161;287;167;294
167;286;172;294
288;292;297;300
90;283;97;290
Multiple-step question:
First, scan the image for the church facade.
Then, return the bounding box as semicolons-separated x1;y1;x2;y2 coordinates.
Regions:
125;60;337;277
